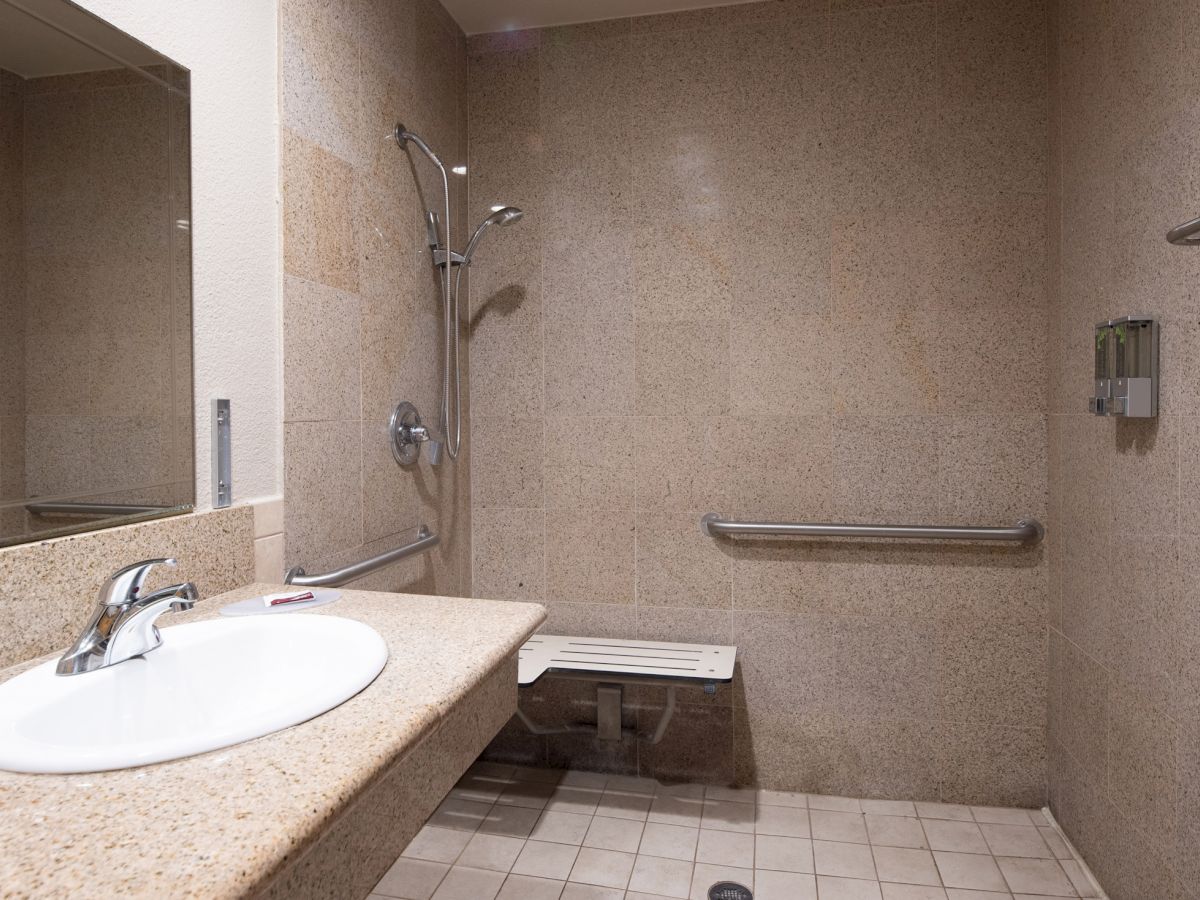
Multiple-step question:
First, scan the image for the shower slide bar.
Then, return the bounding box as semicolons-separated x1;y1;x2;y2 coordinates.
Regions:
700;513;1044;544
284;525;439;587
1167;215;1200;245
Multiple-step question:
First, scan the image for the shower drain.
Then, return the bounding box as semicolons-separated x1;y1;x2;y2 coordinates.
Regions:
708;882;753;900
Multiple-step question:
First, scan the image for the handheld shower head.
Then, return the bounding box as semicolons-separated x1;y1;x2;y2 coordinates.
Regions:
462;207;524;264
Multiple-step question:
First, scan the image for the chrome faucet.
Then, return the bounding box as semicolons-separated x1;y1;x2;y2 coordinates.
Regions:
56;558;198;676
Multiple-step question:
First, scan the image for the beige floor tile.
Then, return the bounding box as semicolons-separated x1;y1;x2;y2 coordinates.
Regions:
583;815;644;853
758;789;808;809
695;828;754;868
627;854;694;898
548;787;604;816
755;835;814;873
655;782;707;799
931;852;1007;892
648;795;704;828
871;847;941;887
861;800;918;817
944;892;1010;899
562;770;609;789
512;840;581;880
817;875;884;900
457;833;525;872
605;775;659;795
427;797;492;832
595;790;652;820
479;804;542;838
995;857;1075;895
914;803;973;822
430;866;506;900
701;799;756;833
689;863;754;900
639;822;700;861
1035;826;1072;860
531;810;593;845
512;766;566;784
814;840;877;880
978;824;1052;859
402;826;472;864
754;869;818;900
496;781;557;809
496;873;565;900
705;785;757;804
811;810;870;844
755;804;811;837
922;820;989;854
451;775;508;804
560;883;623;900
809;795;864;813
627;893;684;900
970;806;1036;826
866;815;929;849
1059;858;1100;897
569;847;636;889
880;885;948;900
374;857;449;900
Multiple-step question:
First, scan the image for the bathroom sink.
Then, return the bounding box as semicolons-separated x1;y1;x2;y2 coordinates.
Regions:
0;614;388;774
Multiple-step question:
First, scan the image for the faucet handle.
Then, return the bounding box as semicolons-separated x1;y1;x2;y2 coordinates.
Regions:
98;558;178;608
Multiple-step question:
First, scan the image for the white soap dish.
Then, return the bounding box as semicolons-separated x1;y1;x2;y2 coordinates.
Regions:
219;589;342;617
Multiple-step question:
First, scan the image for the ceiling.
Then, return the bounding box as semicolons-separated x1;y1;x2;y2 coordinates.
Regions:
441;0;761;35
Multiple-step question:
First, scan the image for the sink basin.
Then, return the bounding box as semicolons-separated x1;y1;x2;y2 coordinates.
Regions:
0;614;388;774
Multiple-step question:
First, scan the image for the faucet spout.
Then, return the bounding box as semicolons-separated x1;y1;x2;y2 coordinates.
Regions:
56;559;198;676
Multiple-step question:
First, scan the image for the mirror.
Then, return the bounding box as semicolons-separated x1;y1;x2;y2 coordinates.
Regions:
0;0;193;548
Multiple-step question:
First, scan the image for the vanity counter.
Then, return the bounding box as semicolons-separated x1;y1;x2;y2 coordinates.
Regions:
0;584;545;900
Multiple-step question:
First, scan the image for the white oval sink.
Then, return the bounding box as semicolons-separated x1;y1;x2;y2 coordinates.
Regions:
0;614;388;774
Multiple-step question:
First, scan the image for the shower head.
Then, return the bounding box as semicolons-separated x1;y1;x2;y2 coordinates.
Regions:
462;207;524;264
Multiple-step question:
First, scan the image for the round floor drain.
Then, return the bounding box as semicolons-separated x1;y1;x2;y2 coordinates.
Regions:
708;882;753;900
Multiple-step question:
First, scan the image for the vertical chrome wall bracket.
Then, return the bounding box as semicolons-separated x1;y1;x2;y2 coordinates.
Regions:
212;399;231;508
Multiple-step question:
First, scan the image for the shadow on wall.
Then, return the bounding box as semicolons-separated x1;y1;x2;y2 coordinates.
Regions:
470;284;529;330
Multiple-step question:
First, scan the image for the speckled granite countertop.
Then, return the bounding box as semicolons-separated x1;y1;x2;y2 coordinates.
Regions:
0;583;545;900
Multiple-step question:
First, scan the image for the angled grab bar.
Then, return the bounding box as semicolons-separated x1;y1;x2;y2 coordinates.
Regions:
1167;216;1200;245
700;513;1044;544
284;525;439;587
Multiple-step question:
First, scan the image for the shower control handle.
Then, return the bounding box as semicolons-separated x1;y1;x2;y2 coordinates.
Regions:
389;401;436;467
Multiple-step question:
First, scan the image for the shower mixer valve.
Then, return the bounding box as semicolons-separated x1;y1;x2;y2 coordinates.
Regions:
389;401;441;466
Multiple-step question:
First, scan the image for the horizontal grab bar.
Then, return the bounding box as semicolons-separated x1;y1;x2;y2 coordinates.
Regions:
284;525;439;587
26;501;172;517
701;513;1044;544
1167;216;1200;245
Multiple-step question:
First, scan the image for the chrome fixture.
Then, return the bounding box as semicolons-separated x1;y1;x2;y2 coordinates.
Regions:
1167;216;1200;244
284;525;439;587
1090;315;1158;417
394;123;525;464
463;206;524;265
212;399;232;508
701;514;1045;544
389;400;440;466
26;501;171;517
56;558;198;675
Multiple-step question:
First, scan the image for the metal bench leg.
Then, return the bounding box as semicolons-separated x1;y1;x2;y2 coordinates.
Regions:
596;683;623;742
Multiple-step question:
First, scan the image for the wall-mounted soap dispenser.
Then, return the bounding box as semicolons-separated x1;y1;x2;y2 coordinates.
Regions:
1090;315;1158;417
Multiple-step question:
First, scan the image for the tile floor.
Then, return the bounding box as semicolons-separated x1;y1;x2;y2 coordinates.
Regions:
369;763;1103;900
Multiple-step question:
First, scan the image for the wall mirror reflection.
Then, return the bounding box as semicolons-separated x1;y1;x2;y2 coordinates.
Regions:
0;0;193;548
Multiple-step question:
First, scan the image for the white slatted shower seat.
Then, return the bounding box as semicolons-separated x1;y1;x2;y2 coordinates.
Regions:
516;635;737;745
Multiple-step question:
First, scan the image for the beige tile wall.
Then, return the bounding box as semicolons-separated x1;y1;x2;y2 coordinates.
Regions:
279;0;472;594
468;0;1050;806
1048;2;1200;898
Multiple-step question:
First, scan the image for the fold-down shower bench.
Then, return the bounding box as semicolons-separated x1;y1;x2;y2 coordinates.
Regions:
516;635;737;744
